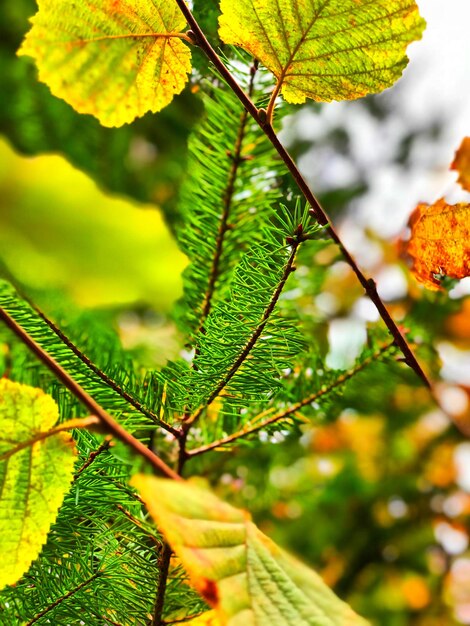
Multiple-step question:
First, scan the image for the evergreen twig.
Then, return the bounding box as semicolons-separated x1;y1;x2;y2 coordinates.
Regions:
152;543;173;626
25;571;104;625
184;236;302;428
197;61;259;329
74;438;113;479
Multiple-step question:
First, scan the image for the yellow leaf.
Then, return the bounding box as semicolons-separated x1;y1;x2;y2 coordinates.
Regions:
132;475;369;626
402;198;470;290
0;379;76;589
219;0;425;108
19;0;192;127
451;137;470;192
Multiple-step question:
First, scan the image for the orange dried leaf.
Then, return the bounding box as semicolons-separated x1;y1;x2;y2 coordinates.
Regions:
451;137;470;192
403;199;470;290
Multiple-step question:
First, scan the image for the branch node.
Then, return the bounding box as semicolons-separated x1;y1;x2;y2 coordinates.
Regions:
257;107;269;127
185;30;200;46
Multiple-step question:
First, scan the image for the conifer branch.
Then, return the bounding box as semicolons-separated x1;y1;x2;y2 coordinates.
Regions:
184;238;301;427
30;302;181;438
26;571;104;625
197;62;258;329
187;341;396;457
174;0;431;390
0;306;181;481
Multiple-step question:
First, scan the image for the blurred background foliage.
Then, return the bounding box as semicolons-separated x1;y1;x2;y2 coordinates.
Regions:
0;0;469;624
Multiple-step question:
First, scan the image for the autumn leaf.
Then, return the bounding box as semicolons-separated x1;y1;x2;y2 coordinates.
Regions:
0;379;78;589
18;0;192;127
219;0;425;112
451;137;470;192
132;475;369;626
403;198;470;290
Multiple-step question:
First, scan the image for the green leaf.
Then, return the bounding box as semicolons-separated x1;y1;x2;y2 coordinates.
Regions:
19;0;193;127
219;0;425;104
132;475;370;626
0;378;76;589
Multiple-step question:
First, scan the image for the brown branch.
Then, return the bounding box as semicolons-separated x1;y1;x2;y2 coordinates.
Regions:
30;302;181;438
26;571;103;625
0;306;180;481
184;238;301;428
187;341;396;457
174;0;431;390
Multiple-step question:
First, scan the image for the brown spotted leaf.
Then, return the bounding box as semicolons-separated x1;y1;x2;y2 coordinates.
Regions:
219;0;425;107
403;198;470;290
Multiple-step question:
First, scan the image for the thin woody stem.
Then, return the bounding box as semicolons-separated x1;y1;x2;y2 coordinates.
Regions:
74;439;113;479
187;341;396;457
174;0;431;390
152;543;173;626
0;306;180;481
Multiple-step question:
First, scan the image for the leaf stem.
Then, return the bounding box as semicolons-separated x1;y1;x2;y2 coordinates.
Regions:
67;32;193;46
173;0;431;390
0;306;181;481
266;78;283;125
0;415;100;462
187;341;396;457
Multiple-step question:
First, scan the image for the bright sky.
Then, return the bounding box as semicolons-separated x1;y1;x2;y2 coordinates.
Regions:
286;0;470;240
401;0;470;158
356;0;470;236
